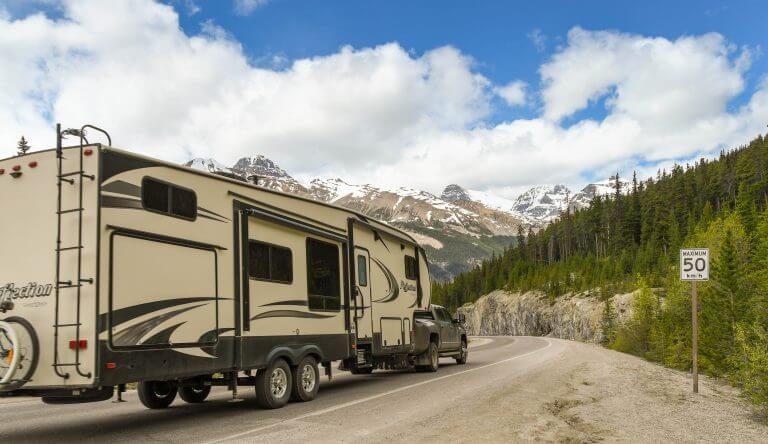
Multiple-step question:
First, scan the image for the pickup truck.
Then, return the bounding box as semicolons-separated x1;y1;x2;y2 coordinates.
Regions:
412;304;468;372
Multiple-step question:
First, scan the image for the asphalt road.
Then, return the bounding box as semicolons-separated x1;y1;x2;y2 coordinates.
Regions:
0;336;554;443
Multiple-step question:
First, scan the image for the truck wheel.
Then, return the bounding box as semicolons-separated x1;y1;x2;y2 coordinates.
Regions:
179;385;211;403
417;342;439;372
350;366;374;375
255;359;292;409
290;356;319;402
138;381;177;409
456;339;468;365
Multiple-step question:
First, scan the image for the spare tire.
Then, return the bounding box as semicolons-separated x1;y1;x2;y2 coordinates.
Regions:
0;317;38;391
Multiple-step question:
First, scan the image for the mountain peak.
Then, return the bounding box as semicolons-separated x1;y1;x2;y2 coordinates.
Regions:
232;155;290;179
441;184;471;202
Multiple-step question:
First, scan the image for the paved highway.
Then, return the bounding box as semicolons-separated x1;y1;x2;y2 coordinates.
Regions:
0;336;555;443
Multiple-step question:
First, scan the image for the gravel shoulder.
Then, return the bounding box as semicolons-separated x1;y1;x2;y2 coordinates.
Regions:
405;338;768;443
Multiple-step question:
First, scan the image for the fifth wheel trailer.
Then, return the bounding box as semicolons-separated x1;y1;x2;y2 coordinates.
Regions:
0;124;464;409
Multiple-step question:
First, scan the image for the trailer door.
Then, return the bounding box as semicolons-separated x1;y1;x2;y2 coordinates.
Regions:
353;248;373;339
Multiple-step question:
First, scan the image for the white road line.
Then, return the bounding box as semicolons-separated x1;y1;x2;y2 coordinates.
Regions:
207;337;553;444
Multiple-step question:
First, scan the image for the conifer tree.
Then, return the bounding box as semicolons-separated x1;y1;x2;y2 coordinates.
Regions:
16;136;30;155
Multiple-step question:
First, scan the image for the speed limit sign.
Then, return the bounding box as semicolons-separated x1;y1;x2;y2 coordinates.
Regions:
680;248;709;281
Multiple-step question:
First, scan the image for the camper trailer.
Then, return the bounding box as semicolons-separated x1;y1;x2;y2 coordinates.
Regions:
0;125;441;409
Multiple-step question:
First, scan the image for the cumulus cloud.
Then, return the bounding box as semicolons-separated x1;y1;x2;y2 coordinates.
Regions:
0;1;766;199
495;80;527;106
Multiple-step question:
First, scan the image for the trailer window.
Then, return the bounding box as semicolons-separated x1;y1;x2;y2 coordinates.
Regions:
404;255;418;280
357;255;368;287
307;238;341;311
141;177;197;220
248;240;293;284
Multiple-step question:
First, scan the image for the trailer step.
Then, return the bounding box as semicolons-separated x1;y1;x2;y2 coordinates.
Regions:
53;323;81;328
56;246;83;252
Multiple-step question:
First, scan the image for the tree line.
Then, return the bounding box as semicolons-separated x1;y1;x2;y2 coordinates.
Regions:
432;133;768;414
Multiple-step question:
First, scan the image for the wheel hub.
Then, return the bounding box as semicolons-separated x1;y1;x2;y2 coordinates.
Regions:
270;368;288;398
301;364;316;392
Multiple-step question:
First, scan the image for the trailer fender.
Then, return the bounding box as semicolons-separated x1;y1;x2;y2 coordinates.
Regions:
265;344;324;368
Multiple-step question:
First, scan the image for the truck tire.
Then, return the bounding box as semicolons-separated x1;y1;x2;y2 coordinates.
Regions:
179;385;211;403
255;359;292;409
138;381;177;409
417;342;439;372
290;356;319;402
456;338;468;365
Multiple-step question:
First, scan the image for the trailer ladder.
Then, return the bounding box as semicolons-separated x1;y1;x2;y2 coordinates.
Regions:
51;124;110;380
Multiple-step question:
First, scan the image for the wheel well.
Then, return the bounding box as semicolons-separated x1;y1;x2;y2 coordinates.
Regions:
461;334;467;344
429;333;439;344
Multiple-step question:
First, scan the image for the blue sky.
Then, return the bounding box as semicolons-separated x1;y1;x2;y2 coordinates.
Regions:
170;0;768;122
1;0;767;197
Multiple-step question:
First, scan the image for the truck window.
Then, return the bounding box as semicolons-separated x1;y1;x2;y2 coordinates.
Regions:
307;238;341;311
141;177;197;220
404;255;417;280
248;240;293;284
357;255;368;287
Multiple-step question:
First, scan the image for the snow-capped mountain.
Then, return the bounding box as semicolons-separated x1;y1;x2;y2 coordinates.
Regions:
182;154;631;279
511;184;572;223
571;176;632;209
185;158;233;174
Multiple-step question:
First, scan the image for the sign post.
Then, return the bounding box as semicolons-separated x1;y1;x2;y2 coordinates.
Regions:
680;248;709;394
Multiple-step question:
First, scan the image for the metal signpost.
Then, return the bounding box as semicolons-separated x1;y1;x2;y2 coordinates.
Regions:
680;248;709;394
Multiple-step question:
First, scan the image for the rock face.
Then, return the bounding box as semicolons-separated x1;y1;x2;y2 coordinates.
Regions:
457;290;635;343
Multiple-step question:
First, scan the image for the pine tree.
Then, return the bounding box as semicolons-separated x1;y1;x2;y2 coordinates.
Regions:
17;136;30;155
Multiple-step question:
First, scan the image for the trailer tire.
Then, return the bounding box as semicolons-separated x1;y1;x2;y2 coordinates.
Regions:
179;385;211;403
290;356;319;402
138;381;178;409
255;359;292;409
417;342;439;372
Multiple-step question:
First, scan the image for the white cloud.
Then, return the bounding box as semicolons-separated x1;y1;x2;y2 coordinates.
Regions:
233;0;269;16
495;80;527;106
0;1;767;201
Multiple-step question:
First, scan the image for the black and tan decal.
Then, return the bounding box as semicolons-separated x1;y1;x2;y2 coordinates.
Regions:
371;257;399;303
101;178;229;222
250;310;336;321
100;296;218;333
259;300;309;307
112;304;205;346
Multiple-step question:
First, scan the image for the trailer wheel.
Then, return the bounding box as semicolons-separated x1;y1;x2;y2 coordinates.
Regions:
138;381;178;409
255;359;292;409
455;338;468;365
179;384;211;403
290;356;319;402
417;342;439;372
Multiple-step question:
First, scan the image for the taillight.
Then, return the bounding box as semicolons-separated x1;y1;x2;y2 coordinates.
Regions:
84;148;93;156
28;161;37;168
11;165;20;172
69;339;87;350
105;362;117;369
0;169;4;175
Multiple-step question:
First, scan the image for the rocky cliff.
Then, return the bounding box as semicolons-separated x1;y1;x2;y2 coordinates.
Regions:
457;290;636;343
